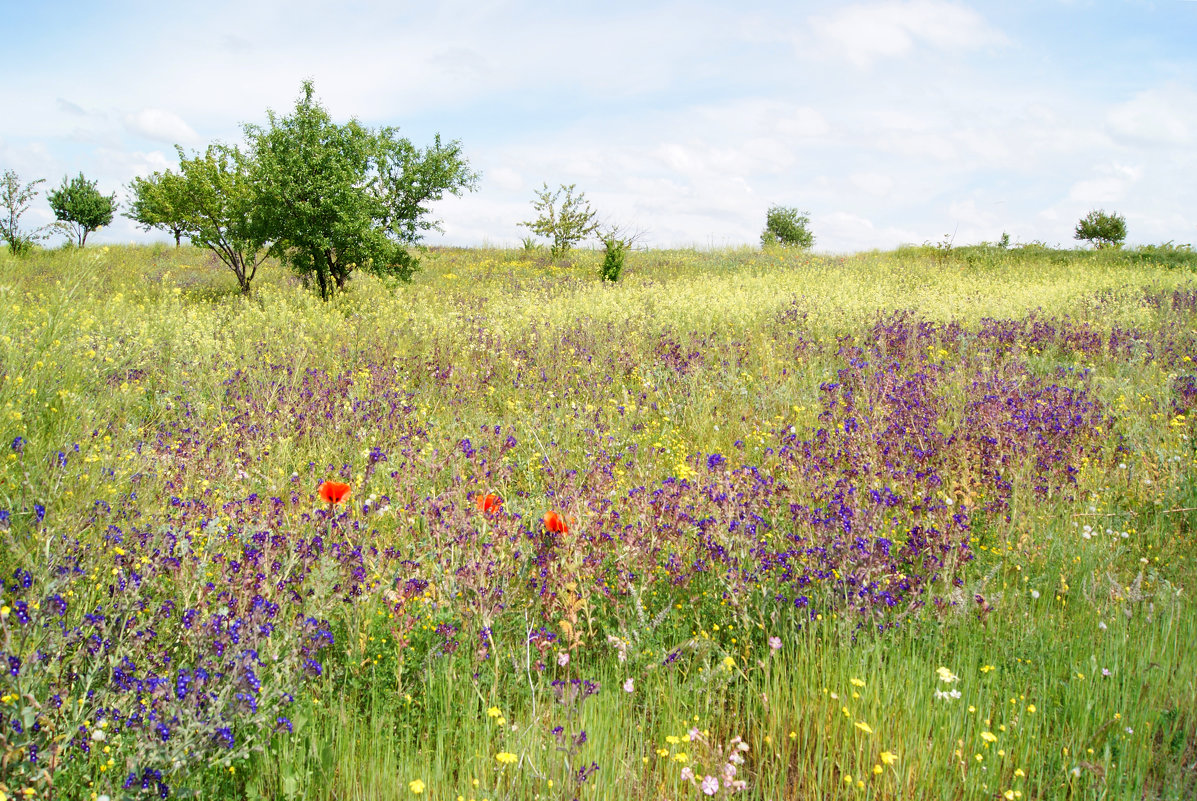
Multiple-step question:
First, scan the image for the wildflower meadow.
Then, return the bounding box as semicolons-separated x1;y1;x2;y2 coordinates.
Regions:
1;243;1195;800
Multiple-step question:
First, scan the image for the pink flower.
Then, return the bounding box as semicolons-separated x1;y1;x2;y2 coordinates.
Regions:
768;636;782;651
701;775;719;795
623;678;634;693
557;651;570;667
680;767;695;782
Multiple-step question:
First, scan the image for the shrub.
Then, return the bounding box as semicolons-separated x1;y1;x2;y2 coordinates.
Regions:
1074;209;1127;249
761;205;814;249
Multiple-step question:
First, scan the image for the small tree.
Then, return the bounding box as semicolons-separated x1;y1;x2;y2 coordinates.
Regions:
47;173;116;247
1074;209;1127;249
247;81;477;300
761;205;814;249
1;170;47;255
520;183;599;259
173;144;268;294
126;170;190;247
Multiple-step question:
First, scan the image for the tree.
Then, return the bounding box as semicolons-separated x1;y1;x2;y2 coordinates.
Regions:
172;144;268;294
126;170;190;247
1;170;47;255
519;183;599;258
246;81;477;300
761;206;814;249
1074;209;1127;249
47;173;116;247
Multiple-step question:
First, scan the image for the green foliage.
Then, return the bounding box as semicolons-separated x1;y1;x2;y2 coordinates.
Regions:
1127;241;1197;270
1074;208;1127;249
599;236;628;283
173;143;269;294
46;172;116;247
761;205;814;249
0;170;47;255
125;170;190;247
598;226;642;282
519;183;599;258
246;81;477;300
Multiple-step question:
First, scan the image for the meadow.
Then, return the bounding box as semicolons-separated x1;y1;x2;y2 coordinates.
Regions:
1;242;1195;800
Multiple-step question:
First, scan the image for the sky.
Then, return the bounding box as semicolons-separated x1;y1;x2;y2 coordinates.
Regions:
2;0;1195;252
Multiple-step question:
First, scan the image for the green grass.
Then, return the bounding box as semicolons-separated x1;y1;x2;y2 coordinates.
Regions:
1;243;1195;800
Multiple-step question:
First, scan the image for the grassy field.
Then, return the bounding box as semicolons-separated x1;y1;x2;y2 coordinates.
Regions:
1;243;1196;800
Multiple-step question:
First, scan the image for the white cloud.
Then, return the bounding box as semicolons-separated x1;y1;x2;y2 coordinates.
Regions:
807;1;1008;67
1106;85;1196;146
123;110;202;147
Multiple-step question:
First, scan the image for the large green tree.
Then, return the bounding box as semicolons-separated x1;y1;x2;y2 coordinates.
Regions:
172;144;268;293
47;172;116;247
125;170;190;247
246;81;477;300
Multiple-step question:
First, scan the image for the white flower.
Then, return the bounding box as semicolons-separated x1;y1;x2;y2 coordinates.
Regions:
1030;589;1040;599
1098;621;1108;630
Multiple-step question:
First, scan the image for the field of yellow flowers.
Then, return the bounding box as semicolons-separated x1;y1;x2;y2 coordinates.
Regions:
1;243;1195;800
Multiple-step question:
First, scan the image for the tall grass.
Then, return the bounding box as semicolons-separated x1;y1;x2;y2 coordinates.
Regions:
0;243;1194;800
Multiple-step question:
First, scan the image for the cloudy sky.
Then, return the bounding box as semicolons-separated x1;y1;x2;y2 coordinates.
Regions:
3;0;1195;251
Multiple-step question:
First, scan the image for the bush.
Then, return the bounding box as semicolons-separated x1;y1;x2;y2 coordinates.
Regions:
1074;209;1127;249
599;233;630;283
761;206;814;249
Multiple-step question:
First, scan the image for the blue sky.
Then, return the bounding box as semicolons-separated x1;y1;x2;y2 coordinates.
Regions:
2;0;1195;251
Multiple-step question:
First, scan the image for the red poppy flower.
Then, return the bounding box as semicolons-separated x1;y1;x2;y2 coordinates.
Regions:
543;510;569;534
318;481;351;505
477;493;503;515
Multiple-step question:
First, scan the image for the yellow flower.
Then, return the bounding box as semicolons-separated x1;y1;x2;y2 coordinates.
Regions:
496;752;518;765
1014;768;1025;778
873;764;883;774
666;735;680;744
850;678;865;687
880;751;898;765
936;666;959;683
486;706;501;718
673;752;688;763
981;731;998;743
854;721;873;734
409;778;425;794
981;665;995;673
722;655;736;670
1026;704;1036;714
